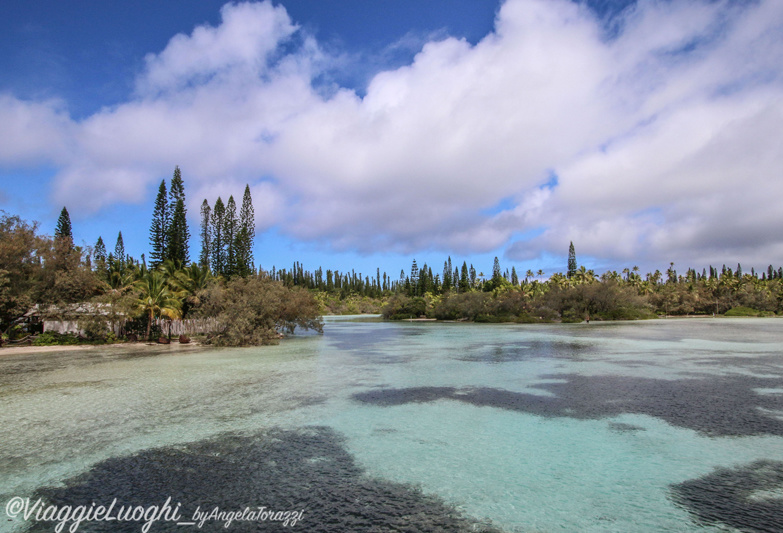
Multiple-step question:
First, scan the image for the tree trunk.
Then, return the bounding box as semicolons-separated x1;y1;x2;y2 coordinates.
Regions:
146;309;152;341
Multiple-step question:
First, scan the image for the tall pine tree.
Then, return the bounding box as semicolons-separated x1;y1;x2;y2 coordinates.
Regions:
169;166;185;202
149;180;168;267
167;199;188;266
114;231;126;271
93;236;107;263
210;197;226;275
166;166;189;266
224;196;238;277
199;199;211;268
234;185;255;277
93;236;107;274
567;241;577;279
492;256;502;284
54;207;73;242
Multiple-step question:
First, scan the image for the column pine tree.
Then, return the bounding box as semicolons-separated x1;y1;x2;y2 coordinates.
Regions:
567;241;577;279
224;196;238;277
54;207;73;246
93;236;107;263
235;184;255;277
166;166;189;266
210;197;226;276
149;180;168;267
114;231;126;271
199;199;211;268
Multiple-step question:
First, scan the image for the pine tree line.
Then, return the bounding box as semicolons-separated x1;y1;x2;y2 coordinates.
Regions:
149;166;190;267
267;262;394;297
199;185;255;278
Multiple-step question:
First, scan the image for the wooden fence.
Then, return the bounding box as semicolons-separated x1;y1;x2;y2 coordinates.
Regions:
154;318;221;336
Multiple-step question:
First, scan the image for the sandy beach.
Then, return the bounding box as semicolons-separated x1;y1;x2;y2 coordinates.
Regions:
0;341;202;357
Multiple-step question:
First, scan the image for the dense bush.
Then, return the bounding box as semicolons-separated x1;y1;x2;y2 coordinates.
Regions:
77;314;109;340
381;294;428;320
197;276;323;346
432;292;492;320
32;331;80;346
320;294;383;315
543;282;653;321
724;306;768;317
432;291;555;323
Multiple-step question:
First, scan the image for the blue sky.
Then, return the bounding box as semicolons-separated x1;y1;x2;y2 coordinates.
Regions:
1;0;782;278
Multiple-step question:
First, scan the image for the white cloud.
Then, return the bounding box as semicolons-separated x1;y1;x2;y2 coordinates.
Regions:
0;94;72;164
136;1;297;97
1;0;782;268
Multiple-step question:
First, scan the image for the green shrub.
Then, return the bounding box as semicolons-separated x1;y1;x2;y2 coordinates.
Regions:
382;295;427;320
33;331;80;346
724;306;760;317
432;292;493;321
78;315;109;341
560;309;584;323
197;277;322;346
595;307;657;321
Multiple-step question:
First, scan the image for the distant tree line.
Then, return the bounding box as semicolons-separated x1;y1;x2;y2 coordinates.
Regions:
2;176;783;345
382;244;783;322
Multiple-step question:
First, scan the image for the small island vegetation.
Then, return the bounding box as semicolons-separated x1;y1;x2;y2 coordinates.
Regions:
0;167;322;347
378;251;783;323
2;169;782;346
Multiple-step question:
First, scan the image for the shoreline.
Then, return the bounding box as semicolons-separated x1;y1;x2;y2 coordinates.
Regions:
0;341;203;357
390;314;781;324
2;315;778;354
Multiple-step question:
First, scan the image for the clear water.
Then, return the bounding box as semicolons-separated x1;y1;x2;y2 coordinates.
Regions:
1;317;782;532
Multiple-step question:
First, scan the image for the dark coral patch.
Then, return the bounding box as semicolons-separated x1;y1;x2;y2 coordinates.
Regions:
671;460;783;532
26;427;501;532
353;372;783;437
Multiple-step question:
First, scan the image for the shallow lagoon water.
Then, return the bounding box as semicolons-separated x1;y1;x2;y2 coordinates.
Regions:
1;317;782;532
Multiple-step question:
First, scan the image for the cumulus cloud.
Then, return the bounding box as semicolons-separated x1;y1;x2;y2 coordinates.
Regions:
136;2;298;96
0;0;781;267
520;0;783;268
0;94;72;164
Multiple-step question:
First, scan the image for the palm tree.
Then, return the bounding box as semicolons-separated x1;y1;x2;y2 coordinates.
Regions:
704;277;720;315
172;263;213;318
573;266;596;285
100;265;135;335
548;272;570;289
160;259;180;280
134;270;183;340
638;280;654;296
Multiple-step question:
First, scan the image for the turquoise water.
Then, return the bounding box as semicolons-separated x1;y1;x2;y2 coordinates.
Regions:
1;317;782;532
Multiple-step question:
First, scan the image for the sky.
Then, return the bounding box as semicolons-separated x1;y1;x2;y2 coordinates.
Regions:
1;0;782;279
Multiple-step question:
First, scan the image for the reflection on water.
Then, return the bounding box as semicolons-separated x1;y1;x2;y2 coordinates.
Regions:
0;317;782;532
